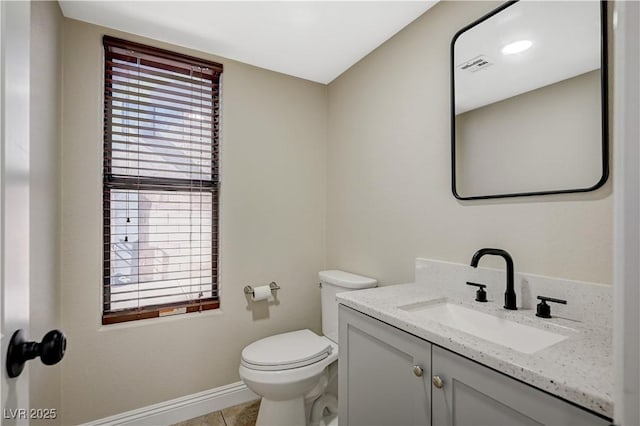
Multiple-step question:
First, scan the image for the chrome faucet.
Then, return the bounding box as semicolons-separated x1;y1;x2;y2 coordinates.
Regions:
470;248;517;310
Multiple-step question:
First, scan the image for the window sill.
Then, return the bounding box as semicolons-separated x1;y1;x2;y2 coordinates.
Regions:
100;300;221;330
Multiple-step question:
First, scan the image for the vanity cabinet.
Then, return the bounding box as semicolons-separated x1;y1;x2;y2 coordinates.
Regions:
339;305;609;426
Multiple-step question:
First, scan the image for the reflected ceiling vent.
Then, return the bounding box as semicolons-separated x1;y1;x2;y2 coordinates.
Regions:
458;55;493;73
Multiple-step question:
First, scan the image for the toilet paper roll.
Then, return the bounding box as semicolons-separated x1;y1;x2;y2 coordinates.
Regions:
252;285;272;302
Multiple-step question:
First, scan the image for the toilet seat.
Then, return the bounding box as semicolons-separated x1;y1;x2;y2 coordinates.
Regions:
241;329;333;371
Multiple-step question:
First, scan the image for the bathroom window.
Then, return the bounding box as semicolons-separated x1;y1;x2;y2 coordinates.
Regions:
102;36;222;324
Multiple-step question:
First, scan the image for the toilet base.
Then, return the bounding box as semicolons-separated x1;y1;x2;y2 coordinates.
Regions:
256;396;306;426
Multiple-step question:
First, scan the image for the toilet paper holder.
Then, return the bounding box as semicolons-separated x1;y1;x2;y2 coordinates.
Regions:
244;282;280;296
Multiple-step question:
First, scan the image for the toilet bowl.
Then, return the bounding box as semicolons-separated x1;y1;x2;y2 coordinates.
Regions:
239;270;377;426
240;330;338;425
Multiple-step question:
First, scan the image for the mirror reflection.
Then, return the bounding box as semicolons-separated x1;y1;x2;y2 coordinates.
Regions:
451;1;608;199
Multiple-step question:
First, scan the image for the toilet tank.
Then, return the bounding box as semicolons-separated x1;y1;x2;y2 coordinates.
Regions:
319;270;377;343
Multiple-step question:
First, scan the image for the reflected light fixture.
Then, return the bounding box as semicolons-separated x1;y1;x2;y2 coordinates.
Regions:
501;40;533;55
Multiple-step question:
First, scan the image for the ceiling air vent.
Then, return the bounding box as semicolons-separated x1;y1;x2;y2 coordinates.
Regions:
458;55;493;73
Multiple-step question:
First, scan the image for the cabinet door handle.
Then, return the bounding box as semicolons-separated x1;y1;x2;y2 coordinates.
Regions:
413;365;424;377
432;375;444;389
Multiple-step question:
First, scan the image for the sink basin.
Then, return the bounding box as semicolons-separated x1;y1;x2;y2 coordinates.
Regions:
398;300;568;354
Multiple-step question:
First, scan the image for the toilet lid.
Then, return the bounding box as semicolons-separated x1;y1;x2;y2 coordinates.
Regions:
241;329;333;371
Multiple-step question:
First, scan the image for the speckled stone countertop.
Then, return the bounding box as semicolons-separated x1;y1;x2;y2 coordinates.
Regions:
336;259;613;419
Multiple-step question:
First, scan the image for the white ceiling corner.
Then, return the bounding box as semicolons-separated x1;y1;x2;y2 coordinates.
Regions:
58;1;437;84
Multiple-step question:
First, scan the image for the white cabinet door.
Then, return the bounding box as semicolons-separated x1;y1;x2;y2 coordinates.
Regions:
431;345;610;426
339;305;431;426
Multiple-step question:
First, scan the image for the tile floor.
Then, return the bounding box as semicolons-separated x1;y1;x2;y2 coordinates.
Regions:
172;399;260;426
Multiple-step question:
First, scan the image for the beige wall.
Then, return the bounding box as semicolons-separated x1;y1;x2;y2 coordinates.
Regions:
30;1;63;422
61;19;327;424
456;70;603;197
326;1;612;285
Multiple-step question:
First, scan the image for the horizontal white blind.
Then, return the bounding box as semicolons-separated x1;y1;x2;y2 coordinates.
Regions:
103;36;222;324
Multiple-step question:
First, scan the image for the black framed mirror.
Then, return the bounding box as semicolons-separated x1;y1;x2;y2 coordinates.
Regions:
451;1;608;200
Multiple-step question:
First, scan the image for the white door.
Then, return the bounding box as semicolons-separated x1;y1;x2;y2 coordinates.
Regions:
1;1;32;424
613;2;640;425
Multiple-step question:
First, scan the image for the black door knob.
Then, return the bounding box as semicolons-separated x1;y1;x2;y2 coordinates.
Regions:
6;329;67;378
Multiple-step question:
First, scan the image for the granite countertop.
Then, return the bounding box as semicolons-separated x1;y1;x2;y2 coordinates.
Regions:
337;282;613;419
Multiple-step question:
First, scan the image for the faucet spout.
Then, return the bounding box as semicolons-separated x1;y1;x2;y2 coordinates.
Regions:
470;248;517;310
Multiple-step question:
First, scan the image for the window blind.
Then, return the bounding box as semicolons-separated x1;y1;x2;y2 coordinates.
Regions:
103;36;223;324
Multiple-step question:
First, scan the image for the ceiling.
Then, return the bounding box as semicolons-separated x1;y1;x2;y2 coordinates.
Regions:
454;1;601;114
58;1;436;84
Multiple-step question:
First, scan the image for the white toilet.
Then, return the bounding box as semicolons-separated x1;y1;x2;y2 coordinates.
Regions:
239;270;377;426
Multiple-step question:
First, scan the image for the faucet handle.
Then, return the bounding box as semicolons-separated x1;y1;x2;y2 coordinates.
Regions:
466;282;487;302
536;296;567;318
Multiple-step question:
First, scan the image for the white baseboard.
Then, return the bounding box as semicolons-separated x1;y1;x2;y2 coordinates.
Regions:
81;381;259;426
